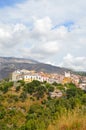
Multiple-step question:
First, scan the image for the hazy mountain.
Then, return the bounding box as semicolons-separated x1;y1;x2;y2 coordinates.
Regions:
0;57;39;64
0;57;69;80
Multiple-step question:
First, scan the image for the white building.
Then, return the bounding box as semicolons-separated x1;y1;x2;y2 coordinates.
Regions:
79;83;86;90
12;70;23;81
65;72;71;78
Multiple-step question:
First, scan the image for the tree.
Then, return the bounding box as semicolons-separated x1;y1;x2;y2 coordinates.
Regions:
16;86;21;92
20;92;27;102
48;86;54;92
35;85;46;99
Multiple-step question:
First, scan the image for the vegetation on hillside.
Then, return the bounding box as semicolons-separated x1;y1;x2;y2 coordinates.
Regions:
0;80;86;130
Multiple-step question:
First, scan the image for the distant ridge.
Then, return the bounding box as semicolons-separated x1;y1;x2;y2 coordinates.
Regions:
0;57;69;80
0;56;39;64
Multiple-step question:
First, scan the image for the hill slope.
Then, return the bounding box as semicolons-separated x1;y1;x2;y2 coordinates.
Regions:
0;57;69;80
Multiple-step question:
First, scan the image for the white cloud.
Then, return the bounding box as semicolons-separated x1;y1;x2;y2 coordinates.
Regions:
60;54;86;71
0;0;86;71
33;17;52;33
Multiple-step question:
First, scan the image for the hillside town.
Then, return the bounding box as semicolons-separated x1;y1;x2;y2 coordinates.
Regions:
12;69;86;91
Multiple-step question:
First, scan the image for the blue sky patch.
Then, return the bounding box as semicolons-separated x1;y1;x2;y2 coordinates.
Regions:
0;0;25;8
52;21;74;31
63;21;74;27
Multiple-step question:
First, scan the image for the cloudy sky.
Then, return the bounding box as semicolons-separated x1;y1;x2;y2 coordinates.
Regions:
0;0;86;71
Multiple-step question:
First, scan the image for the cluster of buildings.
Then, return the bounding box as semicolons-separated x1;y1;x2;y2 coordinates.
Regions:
79;76;86;91
12;69;64;84
11;69;86;91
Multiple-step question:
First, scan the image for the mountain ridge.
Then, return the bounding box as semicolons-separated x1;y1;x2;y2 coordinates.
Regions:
0;56;39;64
0;57;70;80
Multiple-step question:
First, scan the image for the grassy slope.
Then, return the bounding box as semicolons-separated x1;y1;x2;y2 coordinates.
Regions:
0;81;86;130
47;109;86;130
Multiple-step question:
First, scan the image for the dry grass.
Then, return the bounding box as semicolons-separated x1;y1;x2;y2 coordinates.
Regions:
47;108;86;130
